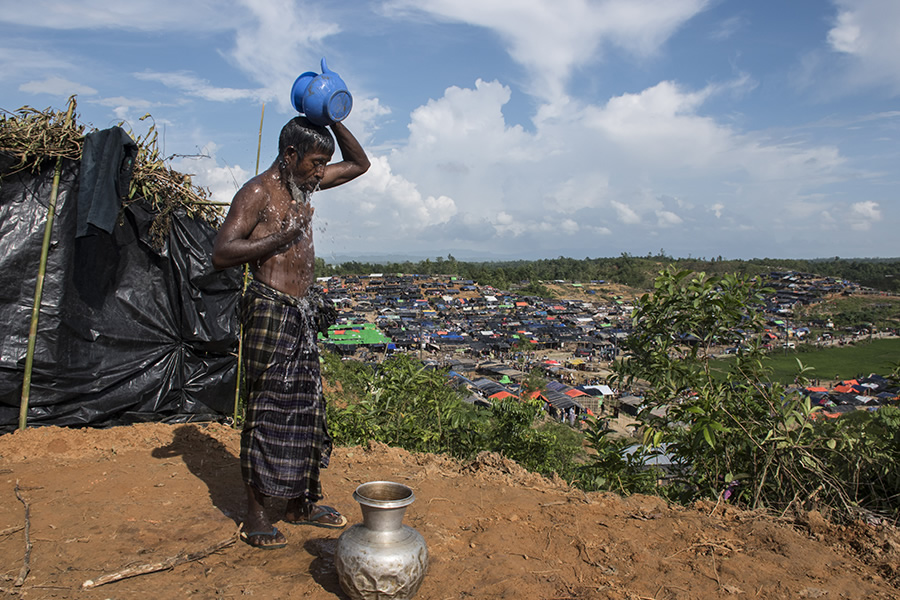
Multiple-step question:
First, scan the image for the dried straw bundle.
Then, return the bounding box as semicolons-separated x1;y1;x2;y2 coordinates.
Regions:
0;100;85;172
1;98;227;246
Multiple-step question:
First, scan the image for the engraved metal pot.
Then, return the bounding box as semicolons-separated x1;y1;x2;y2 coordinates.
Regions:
334;481;428;600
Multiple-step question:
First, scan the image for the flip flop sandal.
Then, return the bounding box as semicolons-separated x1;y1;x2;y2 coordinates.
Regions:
286;505;348;529
239;526;287;549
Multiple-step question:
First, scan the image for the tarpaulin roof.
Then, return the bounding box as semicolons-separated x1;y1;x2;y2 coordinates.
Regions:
541;389;584;411
321;323;392;345
471;378;513;397
564;389;589;397
582;384;614;396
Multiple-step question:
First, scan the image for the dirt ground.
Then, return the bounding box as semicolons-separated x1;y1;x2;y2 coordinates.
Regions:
1;423;898;600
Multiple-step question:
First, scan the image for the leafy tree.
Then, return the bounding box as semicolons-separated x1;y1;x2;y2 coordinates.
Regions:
520;368;547;399
324;352;583;479
577;418;661;495
597;267;900;521
485;397;580;478
325;353;485;458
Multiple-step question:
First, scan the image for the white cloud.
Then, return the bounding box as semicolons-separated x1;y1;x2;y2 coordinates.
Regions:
0;0;236;31
18;76;97;96
316;71;857;257
95;96;156;110
656;210;683;227
827;0;900;93
828;10;862;54
384;0;710;101
611;200;641;225
93;96;162;123
847;200;881;231
173;142;251;206
227;0;342;111
133;71;260;102
326;155;458;232
389;79;536;222
0;46;73;80
550;173;611;214
582;79;844;184
709;14;746;42
340;97;392;149
560;219;580;234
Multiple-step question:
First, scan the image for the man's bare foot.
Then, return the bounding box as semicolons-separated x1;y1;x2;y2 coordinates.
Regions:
240;524;287;549
284;501;348;529
242;484;286;548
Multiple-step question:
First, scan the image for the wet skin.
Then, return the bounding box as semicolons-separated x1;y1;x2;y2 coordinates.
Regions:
212;121;369;298
212;121;369;547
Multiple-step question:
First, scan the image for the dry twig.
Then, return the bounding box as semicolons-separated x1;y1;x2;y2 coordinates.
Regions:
13;482;32;587
0;525;25;537
81;532;237;589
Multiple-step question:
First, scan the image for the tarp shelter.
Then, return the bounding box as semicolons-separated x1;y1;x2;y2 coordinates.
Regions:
582;384;615;397
541;389;584;413
1;142;241;431
471;378;514;398
321;323;392;345
618;395;644;417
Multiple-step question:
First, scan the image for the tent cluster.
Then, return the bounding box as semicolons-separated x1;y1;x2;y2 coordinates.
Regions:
319;273;632;359
444;363;611;421
803;375;899;416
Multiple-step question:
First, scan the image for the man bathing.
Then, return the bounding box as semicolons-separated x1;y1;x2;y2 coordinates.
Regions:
213;117;369;548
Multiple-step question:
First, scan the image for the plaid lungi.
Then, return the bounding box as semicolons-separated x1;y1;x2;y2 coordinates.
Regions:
239;279;332;500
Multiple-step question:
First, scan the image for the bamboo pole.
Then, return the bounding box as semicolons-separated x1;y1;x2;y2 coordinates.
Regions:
232;102;265;427
19;96;77;430
255;102;265;176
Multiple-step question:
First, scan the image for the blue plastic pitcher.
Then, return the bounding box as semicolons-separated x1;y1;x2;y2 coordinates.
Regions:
290;58;353;126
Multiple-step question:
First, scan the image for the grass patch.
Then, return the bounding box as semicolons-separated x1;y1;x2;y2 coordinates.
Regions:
797;294;900;329
714;338;900;385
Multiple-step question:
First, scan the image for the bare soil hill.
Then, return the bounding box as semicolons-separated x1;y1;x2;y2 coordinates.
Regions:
1;423;898;599
542;282;642;304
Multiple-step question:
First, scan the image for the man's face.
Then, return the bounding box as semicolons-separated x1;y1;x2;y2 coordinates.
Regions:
287;146;333;192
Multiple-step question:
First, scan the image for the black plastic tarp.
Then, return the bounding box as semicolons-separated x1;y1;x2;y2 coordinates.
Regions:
0;155;242;431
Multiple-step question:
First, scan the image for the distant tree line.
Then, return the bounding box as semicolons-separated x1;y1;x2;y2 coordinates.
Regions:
315;254;900;293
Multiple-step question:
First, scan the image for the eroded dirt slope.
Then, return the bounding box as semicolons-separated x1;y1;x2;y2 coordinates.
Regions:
1;423;898;599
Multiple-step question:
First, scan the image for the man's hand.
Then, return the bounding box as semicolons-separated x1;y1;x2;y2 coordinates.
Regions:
273;201;314;252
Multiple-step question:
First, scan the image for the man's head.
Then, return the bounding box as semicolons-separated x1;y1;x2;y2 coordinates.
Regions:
278;116;335;200
278;116;335;162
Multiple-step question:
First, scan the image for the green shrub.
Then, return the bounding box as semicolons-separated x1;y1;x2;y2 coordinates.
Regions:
602;267;900;521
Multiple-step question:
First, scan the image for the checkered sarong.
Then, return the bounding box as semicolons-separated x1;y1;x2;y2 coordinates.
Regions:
239;279;332;500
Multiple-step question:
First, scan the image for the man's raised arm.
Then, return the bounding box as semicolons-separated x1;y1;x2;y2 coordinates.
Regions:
320;121;370;190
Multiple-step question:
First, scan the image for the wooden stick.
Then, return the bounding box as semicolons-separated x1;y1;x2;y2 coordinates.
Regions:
255;102;265;176
81;533;236;589
19;95;76;430
232;102;266;428
0;525;25;537
13;482;32;587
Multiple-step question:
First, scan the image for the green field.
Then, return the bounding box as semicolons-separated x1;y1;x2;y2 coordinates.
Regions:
714;337;900;385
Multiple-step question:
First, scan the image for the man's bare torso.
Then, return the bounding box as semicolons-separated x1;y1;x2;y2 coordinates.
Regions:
247;172;316;298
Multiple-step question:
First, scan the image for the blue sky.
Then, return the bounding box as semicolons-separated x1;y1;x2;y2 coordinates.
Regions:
2;0;898;263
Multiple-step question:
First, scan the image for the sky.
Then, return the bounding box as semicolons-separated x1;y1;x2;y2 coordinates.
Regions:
1;0;899;263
